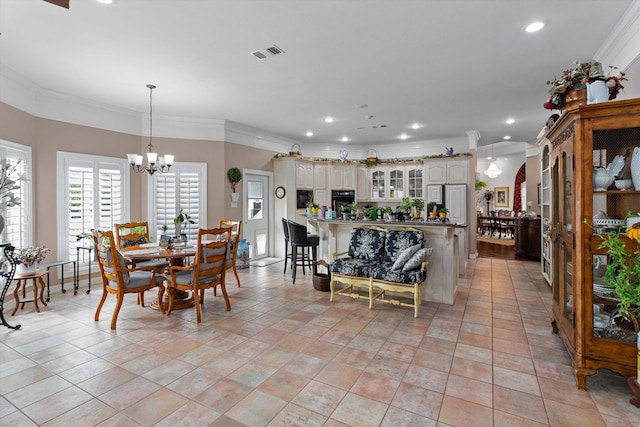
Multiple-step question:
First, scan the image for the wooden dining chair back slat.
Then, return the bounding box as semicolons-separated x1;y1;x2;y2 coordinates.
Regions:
167;227;232;323
93;229;166;329
114;221;151;249
218;219;242;287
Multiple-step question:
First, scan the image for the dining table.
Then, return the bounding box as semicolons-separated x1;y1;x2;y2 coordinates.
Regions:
121;244;197;311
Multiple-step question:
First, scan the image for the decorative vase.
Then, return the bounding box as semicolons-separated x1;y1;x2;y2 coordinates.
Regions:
429;211;437;218
587;80;609;104
16;263;37;276
562;88;588;111
593;167;614;191
631;147;640;191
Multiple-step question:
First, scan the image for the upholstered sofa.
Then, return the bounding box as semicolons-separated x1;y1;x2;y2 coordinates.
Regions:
329;226;431;317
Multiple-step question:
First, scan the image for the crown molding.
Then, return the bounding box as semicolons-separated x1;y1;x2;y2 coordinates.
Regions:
594;0;640;70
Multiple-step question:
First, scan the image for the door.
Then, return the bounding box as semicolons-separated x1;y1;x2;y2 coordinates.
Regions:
243;171;271;261
445;184;467;224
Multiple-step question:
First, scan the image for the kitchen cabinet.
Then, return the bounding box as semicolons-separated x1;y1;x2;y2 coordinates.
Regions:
329;164;356;190
444;184;467;224
549;99;640;390
425;159;468;185
370;167;386;200
314;164;327;189
388;167;405;200
356;166;369;201
296;162;314;189
407;166;423;198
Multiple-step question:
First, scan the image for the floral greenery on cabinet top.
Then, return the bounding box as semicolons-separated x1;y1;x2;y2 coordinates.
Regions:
273;152;471;166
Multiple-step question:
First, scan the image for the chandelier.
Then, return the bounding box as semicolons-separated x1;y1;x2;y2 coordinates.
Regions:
127;84;174;175
484;144;502;178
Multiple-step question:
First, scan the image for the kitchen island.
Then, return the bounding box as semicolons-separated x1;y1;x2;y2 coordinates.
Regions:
306;218;468;305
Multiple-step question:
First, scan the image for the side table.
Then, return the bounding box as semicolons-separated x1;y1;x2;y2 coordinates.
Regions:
76;246;94;294
0;242;20;329
12;269;48;316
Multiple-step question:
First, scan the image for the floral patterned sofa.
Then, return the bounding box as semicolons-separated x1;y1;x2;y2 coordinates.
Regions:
329;226;432;317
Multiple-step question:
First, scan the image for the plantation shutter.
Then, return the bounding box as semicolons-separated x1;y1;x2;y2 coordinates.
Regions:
150;163;206;242
59;153;129;263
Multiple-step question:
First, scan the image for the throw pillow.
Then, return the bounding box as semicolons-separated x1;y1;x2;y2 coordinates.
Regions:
402;247;434;272
392;243;421;271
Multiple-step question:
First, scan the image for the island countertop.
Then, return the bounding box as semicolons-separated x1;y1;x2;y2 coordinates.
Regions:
307;217;468;228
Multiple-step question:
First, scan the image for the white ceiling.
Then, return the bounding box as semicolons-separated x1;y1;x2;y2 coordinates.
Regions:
0;0;638;155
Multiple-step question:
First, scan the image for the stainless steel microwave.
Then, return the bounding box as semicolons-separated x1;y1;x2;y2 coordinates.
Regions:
296;190;314;209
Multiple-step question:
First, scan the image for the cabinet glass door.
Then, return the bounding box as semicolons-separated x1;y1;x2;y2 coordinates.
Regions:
371;170;386;199
408;167;423;198
389;168;404;199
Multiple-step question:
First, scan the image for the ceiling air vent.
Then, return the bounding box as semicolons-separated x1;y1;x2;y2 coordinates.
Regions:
251;45;285;60
251;51;268;60
266;45;285;56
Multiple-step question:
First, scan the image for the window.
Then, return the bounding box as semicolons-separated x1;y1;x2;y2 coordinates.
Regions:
247;180;263;220
57;152;129;264
0;140;32;248
148;162;207;242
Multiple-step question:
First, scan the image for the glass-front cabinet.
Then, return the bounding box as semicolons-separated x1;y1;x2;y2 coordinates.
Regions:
370;168;386;200
549;99;640;390
407;166;423;198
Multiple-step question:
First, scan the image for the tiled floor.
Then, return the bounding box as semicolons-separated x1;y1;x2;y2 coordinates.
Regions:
1;258;638;426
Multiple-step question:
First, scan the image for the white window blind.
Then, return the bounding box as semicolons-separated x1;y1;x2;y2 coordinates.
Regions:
58;152;129;263
0;140;33;248
149;162;206;242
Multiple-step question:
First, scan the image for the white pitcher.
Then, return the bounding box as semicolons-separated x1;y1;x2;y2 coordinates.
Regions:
587;80;609;104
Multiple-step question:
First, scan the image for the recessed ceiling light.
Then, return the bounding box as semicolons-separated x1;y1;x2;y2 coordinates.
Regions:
503;135;511;140
399;133;409;140
96;0;115;4
524;21;544;33
340;136;349;142
410;123;422;129
506;118;515;124
324;116;334;123
305;131;314;137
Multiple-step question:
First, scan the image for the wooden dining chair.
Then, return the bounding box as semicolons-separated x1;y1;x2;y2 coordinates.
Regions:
93;229;166;330
218;219;242;287
166;227;231;323
115;221;169;273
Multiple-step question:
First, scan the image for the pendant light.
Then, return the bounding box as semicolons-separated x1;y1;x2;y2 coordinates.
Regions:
484;144;502;178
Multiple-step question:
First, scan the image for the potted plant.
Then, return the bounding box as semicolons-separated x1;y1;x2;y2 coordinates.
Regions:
427;202;438;218
595;221;640;389
14;245;50;275
412;198;425;218
308;201;320;216
227;167;242;192
475;179;487;191
402;197;412;213
174;209;194;238
363;206;378;221
439;207;449;219
544;60;626;110
383;206;395;221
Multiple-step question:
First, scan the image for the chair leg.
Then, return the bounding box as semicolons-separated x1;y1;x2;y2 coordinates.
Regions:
231;259;240;287
167;287;175;315
139;291;145;307
193;285;202;324
110;294;124;330
283;240;288;273
291;244;298;284
94;288;108;322
156;285;165;315
219;283;231;311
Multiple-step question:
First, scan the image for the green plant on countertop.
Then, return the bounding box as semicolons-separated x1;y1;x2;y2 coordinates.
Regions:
174;209;194;236
427;202;438;213
411;198;425;212
346;202;358;213
402;197;412;213
363;207;378;220
382;206;394;215
439;207;449;214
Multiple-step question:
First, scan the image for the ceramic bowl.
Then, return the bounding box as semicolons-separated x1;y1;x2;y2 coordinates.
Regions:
614;179;633;190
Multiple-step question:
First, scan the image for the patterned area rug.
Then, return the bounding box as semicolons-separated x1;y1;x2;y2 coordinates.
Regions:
477;236;515;246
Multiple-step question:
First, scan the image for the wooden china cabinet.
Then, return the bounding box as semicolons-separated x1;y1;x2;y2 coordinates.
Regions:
549;98;640;390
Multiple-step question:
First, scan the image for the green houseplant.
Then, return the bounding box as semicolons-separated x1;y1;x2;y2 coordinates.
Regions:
439;207;449;218
427;202;438;218
173;209;194;236
411;198;425;218
227;167;242;192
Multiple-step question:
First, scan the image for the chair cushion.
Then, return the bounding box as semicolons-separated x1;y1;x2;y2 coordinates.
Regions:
109;271;164;290
105;249;130;284
384;230;424;263
402;247;433;272
330;258;378;278
120;235;148;248
372;262;426;284
172;269;195;286
391;243;421;271
347;228;386;262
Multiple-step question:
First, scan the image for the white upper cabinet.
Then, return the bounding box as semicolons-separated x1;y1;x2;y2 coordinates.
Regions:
446;160;468;184
296;162;314;189
370;168;387;200
356;166;369;200
330;164;356;189
425;159;468;185
314;164;327;189
407;166;423;198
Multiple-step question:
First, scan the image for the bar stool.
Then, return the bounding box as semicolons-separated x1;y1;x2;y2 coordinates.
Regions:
286;220;319;284
282;218;293;274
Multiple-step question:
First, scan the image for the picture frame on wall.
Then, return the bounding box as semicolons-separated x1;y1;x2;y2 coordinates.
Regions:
494;186;509;207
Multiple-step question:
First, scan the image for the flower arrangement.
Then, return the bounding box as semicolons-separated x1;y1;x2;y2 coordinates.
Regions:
0;159;26;209
544;60;627;110
14;246;49;268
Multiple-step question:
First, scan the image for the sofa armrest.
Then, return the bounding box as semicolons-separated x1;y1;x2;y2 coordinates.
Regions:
332;251;348;261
